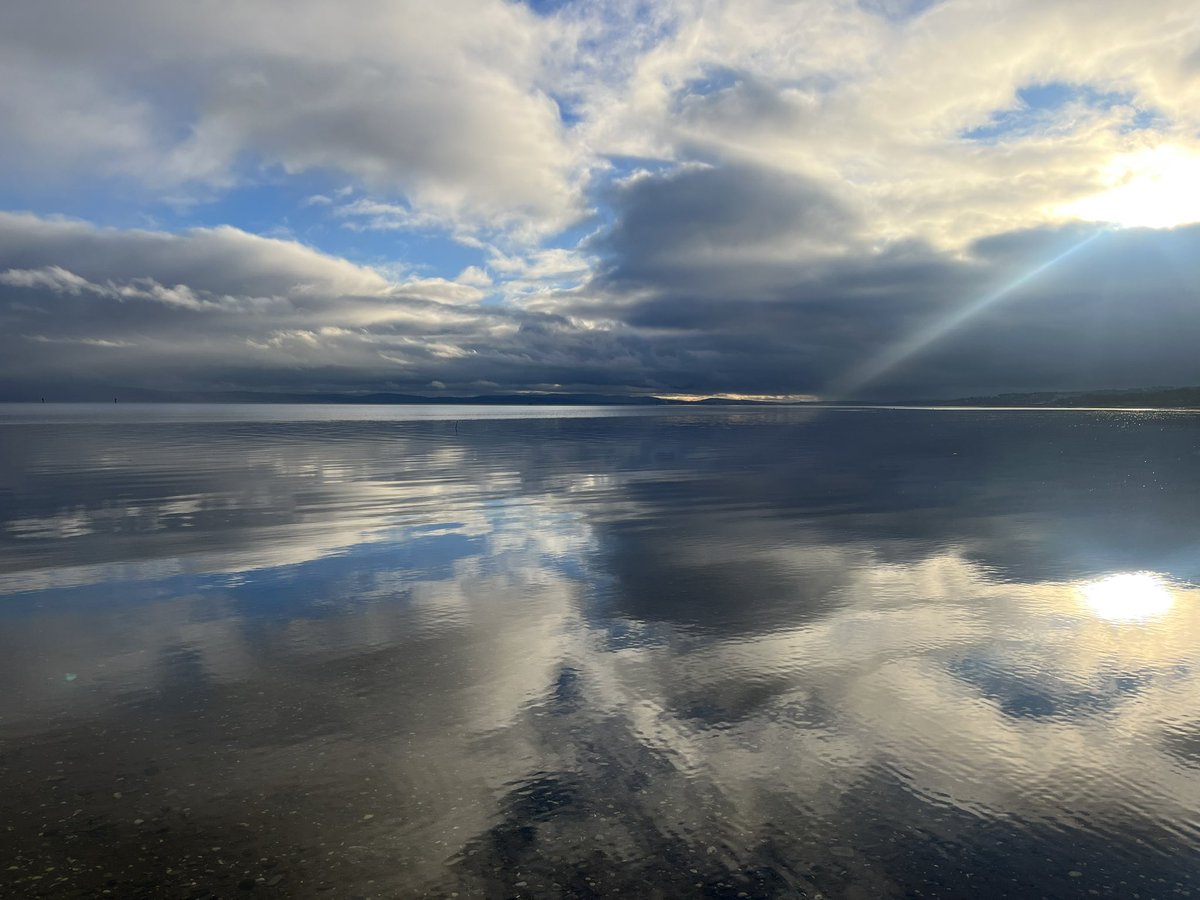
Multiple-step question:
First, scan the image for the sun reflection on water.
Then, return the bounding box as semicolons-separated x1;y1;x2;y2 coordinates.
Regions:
1079;571;1176;623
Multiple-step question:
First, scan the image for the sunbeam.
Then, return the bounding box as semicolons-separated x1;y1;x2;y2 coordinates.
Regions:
824;229;1110;400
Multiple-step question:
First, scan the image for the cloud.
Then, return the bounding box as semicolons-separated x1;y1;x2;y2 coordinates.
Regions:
591;162;862;283
573;0;1200;245
2;2;1200;398
0;213;664;398
570;162;1200;398
13;0;1197;248
0;0;588;236
2;210;1200;400
24;335;134;348
0;265;96;295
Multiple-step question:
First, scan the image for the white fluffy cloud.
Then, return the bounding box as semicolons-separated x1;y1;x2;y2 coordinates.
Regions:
8;0;1198;244
0;0;587;234
571;0;1200;246
2;1;1200;398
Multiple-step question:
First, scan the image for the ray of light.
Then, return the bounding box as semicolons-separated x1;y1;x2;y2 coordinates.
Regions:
824;228;1109;400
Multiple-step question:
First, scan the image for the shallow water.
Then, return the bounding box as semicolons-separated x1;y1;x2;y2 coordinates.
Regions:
2;404;1198;898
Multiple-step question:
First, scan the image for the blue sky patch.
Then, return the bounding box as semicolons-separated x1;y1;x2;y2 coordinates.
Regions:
680;65;743;100
859;0;942;23
962;81;1158;143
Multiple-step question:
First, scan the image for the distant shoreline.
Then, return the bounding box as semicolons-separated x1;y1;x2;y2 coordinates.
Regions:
5;385;1200;409
5;401;1200;414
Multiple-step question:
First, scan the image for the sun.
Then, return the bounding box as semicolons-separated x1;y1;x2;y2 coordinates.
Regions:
1057;144;1200;230
1078;572;1175;623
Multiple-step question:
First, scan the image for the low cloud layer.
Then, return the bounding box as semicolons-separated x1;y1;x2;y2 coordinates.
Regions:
3;209;1200;400
2;1;1199;399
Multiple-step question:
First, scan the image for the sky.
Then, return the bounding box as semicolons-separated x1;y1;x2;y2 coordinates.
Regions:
1;0;1199;401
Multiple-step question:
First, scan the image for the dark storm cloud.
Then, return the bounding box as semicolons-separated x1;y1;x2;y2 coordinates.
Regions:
591;163;859;286
2;165;1200;400
564;162;1200;398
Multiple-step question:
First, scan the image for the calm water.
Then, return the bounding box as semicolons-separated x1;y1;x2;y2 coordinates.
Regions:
2;405;1199;898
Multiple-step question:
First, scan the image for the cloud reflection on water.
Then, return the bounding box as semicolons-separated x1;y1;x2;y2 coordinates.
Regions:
1;407;1198;896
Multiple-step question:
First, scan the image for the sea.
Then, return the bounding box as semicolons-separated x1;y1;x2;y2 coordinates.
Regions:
1;403;1198;897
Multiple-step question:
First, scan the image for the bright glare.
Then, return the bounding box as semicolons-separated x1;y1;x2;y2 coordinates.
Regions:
1079;572;1175;622
1058;145;1200;229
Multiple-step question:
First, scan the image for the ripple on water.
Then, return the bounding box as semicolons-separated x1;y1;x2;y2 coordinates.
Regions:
1;406;1199;896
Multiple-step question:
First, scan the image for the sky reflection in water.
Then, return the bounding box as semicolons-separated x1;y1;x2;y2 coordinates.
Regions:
1;405;1198;897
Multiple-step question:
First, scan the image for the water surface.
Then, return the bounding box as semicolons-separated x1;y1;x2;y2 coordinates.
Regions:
2;404;1198;897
